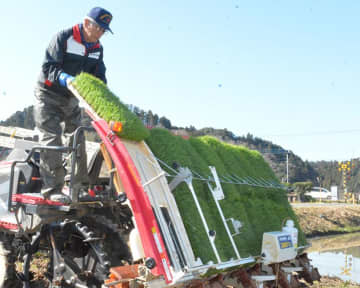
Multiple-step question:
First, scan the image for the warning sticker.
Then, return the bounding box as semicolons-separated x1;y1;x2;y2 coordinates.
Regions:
278;235;293;249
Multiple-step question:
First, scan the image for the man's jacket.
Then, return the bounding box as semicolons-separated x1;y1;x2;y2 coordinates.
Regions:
37;24;106;95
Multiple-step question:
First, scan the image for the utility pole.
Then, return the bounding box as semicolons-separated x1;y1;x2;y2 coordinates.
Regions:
286;151;289;183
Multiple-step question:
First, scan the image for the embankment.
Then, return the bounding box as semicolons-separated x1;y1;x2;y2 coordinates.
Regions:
293;204;360;237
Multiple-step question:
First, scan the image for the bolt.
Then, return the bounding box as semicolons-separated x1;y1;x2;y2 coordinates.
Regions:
103;261;111;269
145;257;156;269
69;276;76;284
208;230;216;237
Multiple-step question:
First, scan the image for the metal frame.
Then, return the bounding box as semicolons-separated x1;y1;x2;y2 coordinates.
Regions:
125;149;257;282
185;171;221;263
155;157;285;190
146;157;288;277
91;119;173;283
207;166;241;259
8;145;71;211
7;125;95;210
68;126;96;202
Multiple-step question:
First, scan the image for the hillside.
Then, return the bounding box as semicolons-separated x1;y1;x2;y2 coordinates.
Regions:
184;127;319;183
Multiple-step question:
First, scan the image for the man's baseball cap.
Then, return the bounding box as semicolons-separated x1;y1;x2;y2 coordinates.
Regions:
87;7;113;33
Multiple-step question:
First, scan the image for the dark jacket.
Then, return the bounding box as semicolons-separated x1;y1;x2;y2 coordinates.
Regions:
37;24;106;95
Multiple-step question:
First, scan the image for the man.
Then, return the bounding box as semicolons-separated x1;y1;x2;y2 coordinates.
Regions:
34;7;113;202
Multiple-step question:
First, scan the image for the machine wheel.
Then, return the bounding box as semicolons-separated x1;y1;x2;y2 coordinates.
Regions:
81;215;133;266
48;221;111;288
0;233;21;288
20;221;110;288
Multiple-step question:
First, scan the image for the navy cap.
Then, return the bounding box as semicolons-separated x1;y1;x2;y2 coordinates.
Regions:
87;7;113;33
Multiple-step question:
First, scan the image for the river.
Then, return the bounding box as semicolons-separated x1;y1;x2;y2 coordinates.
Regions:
306;232;360;284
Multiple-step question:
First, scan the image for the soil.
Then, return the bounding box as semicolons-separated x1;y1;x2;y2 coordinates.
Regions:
308;276;360;288
293;204;360;237
16;253;49;288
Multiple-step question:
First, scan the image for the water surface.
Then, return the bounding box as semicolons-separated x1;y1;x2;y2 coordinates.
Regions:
307;232;360;284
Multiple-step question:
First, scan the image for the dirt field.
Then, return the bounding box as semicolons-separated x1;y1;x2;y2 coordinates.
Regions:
293;204;360;236
308;276;360;288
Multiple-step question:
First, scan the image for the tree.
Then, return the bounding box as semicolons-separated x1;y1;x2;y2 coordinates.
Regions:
159;117;171;129
146;110;154;128
292;182;313;202
185;125;196;132
153;114;159;126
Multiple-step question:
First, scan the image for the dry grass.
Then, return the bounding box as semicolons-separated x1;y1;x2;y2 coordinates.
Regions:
293;206;360;236
309;276;360;288
16;252;50;288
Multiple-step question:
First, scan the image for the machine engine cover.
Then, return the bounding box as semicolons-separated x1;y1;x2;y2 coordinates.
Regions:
261;231;297;265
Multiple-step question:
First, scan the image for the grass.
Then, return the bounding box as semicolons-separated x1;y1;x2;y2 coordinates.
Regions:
73;73;149;141
146;129;307;262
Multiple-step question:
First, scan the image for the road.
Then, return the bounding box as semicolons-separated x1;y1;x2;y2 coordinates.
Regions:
291;202;359;208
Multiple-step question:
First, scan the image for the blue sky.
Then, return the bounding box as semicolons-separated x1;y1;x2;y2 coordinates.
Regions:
1;1;360;162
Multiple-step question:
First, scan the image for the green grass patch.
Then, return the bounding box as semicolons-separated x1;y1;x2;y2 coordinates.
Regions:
337;226;360;233
73;73;149;141
146;130;307;262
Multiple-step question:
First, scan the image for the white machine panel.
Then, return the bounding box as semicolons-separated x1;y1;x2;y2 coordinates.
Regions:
261;231;297;265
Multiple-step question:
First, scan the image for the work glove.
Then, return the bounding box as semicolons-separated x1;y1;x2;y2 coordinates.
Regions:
59;72;75;88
